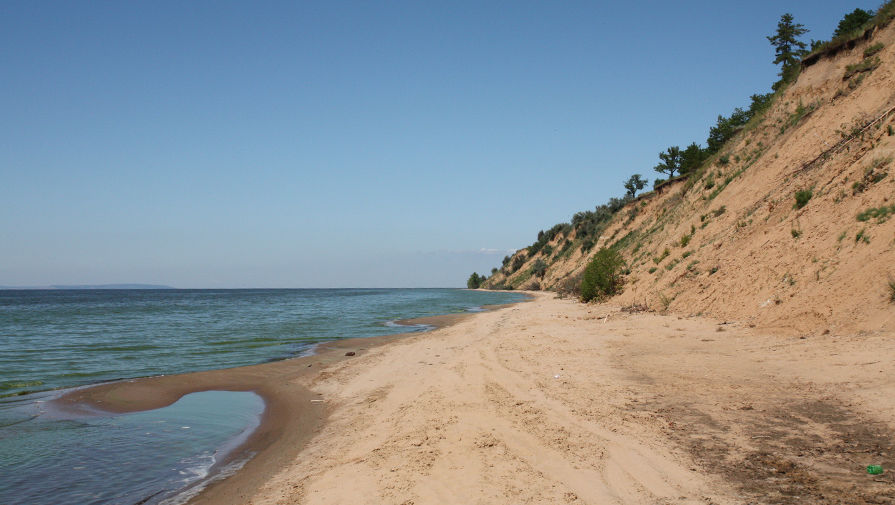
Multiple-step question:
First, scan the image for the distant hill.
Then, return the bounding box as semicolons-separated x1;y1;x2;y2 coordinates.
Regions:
0;284;176;290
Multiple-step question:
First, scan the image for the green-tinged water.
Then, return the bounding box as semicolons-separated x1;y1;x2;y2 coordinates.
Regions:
0;288;525;504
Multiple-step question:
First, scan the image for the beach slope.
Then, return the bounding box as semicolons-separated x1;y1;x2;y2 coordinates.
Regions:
248;293;895;504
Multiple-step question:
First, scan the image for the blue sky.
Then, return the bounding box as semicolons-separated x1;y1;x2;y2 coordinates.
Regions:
0;1;874;287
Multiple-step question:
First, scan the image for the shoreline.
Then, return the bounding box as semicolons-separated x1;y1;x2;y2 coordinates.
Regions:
52;297;527;505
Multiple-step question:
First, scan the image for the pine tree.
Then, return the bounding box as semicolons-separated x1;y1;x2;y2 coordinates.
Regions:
767;13;809;86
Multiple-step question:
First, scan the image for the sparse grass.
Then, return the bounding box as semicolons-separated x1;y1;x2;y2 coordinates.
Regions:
863;42;884;58
852;160;888;194
888;277;895;303
844;56;881;79
712;206;726;217
709;266;719;275
686;260;700;273
869;155;892;169
680;234;691;247
791;229;801;239
857;204;895;223
784;101;818;131
682;251;693;259
855;228;870;244
837;230;848;242
718;154;730;166
648;266;658;274
657;292;673;311
889;125;894;136
653;248;670;264
794;189;813;209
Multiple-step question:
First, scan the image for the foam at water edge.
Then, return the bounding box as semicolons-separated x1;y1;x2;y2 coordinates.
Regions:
383;320;435;331
158;452;255;505
158;392;263;505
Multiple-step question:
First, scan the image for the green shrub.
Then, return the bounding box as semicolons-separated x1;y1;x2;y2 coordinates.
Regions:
510;254;526;272
889;277;895;303
648;267;658;274
791;229;801;238
580;248;625;302
856;228;870;243
541;245;553;257
718;154;730;165
530;259;548;279
794;189;813;209
680;234;691;247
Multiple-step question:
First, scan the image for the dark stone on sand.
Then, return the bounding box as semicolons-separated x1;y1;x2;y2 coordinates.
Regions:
345;351;356;356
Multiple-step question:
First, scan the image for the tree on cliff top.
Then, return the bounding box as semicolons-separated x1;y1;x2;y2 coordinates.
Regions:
833;8;874;38
654;146;682;178
768;13;808;87
623;174;647;198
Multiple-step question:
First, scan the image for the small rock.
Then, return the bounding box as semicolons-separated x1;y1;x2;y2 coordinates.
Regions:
345;351;356;356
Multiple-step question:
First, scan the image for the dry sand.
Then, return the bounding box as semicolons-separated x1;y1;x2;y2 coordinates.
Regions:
245;292;895;505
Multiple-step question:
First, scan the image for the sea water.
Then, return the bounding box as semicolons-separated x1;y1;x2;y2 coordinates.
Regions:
0;289;525;504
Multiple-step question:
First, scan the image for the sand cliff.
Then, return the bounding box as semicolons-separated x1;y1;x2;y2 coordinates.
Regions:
485;20;895;337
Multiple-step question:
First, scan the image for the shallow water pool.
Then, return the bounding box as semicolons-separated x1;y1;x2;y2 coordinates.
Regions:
0;390;264;505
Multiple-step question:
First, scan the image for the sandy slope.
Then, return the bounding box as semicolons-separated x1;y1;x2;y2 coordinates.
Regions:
483;21;895;336
247;294;895;505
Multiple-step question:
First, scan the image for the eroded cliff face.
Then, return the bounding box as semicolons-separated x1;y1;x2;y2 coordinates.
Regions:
485;21;895;335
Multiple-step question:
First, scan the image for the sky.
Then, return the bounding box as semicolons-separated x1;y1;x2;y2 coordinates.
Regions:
0;0;876;288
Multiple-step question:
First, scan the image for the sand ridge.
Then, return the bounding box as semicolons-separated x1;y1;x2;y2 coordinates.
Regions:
247;293;895;504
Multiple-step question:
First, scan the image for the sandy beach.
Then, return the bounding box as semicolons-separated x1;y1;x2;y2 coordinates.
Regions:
237;292;894;504
57;292;895;504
